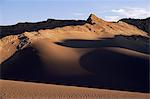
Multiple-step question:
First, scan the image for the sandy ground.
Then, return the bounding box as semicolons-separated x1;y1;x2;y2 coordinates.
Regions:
0;80;149;99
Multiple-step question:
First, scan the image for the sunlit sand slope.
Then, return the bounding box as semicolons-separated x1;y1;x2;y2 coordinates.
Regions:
0;80;149;99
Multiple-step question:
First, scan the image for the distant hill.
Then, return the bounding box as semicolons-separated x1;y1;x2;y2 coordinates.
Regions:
0;19;86;38
119;17;150;35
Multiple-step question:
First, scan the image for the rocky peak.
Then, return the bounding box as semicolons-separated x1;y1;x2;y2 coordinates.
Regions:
87;14;105;24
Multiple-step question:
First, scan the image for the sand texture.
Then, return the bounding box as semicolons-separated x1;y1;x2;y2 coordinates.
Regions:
0;80;149;99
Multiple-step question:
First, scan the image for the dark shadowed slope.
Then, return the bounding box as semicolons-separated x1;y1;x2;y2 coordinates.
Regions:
1;47;46;81
80;48;149;93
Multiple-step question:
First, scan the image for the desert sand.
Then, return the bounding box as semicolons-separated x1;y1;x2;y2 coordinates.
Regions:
0;80;149;99
0;14;149;98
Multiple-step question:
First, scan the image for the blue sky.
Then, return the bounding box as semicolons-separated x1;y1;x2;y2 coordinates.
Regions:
0;0;150;25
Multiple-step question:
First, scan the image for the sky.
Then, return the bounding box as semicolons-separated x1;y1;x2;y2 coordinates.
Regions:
0;0;150;25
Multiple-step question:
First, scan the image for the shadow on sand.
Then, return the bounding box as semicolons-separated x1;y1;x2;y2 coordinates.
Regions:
55;35;150;54
80;49;149;93
1;47;46;81
1;36;149;93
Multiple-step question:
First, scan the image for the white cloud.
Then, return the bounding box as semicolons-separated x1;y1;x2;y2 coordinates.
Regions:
111;7;150;19
104;16;120;21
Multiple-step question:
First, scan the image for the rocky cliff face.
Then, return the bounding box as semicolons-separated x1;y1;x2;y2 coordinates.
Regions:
119;17;150;35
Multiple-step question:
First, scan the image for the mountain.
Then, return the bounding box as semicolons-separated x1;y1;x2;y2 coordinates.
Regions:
0;19;86;38
119;17;150;35
0;14;149;95
0;14;148;38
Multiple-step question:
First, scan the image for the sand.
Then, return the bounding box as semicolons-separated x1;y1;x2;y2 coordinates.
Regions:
0;14;149;98
1;38;149;92
0;80;149;99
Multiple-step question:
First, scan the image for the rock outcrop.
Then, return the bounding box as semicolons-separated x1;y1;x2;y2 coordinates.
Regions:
87;14;105;24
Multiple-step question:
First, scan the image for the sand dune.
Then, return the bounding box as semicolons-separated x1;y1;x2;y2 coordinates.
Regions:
0;80;149;99
0;14;149;97
1;38;149;92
